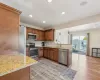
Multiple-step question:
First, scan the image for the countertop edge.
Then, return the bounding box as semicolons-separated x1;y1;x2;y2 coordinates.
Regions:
0;62;38;77
36;46;72;49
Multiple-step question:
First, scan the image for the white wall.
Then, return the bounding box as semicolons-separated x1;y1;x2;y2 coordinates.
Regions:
89;29;100;56
20;22;44;30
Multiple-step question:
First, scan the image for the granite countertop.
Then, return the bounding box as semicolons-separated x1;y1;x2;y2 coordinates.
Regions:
36;46;72;50
0;54;37;76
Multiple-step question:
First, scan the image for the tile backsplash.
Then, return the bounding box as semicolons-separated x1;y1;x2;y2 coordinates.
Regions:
45;41;57;47
26;39;43;46
26;40;56;47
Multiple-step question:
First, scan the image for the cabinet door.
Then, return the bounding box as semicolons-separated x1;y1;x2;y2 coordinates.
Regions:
46;31;50;40
27;27;33;33
43;48;48;58
33;29;44;41
26;27;33;40
26;28;28;40
43;48;58;62
43;48;46;58
33;29;37;34
39;31;44;41
34;29;40;40
44;31;48;41
32;29;35;34
53;49;59;62
49;49;54;60
48;30;54;41
47;48;50;59
38;30;42;41
39;48;43;58
41;31;45;41
44;29;54;41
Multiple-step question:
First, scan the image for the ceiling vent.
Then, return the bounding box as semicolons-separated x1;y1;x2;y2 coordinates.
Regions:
80;1;87;6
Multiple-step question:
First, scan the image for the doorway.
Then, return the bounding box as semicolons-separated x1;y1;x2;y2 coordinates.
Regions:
72;35;87;55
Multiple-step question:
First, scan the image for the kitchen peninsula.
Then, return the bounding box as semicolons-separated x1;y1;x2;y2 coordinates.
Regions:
0;54;37;76
0;3;37;80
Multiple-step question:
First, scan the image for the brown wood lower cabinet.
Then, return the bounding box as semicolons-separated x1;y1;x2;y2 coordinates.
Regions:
53;49;59;62
38;47;44;58
43;47;59;62
47;49;50;59
43;48;48;58
49;50;53;60
0;67;30;80
41;47;71;67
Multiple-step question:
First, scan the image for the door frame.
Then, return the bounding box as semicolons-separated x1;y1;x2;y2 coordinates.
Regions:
70;33;89;56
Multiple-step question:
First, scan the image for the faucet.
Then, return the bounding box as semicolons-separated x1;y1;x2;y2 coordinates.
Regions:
56;39;61;48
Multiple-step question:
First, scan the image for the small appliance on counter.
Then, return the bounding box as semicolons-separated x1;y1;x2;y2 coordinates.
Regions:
41;42;45;47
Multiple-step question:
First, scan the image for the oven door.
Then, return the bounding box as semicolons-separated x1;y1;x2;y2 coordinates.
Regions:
29;48;38;57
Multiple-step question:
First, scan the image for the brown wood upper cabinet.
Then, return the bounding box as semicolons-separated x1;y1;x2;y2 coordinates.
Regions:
26;27;44;41
44;29;55;41
36;30;44;41
0;3;21;53
26;28;54;41
26;27;33;40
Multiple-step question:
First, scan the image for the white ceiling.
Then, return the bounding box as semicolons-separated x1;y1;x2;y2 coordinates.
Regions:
0;0;100;28
69;22;100;32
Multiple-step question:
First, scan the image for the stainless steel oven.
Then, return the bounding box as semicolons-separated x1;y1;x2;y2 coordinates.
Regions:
28;33;37;40
30;48;38;58
28;43;39;58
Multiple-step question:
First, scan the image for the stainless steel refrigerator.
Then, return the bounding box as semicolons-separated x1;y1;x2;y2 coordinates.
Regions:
19;25;26;55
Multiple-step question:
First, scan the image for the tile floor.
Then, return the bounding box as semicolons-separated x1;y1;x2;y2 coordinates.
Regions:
30;58;76;80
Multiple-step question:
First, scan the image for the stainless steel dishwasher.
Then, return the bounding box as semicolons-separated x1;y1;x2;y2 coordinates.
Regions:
59;49;68;65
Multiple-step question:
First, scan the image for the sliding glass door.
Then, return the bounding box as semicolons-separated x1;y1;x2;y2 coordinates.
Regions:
72;35;87;55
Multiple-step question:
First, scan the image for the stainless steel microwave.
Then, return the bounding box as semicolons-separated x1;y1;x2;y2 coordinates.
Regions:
28;33;37;40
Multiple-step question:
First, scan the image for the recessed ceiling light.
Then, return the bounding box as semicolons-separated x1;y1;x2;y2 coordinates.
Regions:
48;0;52;3
43;21;46;23
61;12;65;15
80;1;87;6
29;15;32;18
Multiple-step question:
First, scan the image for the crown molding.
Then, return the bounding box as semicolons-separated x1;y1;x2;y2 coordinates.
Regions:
0;2;21;15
